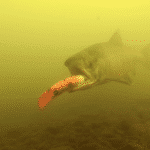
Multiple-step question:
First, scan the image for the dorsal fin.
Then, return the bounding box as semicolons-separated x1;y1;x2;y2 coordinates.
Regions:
108;29;123;47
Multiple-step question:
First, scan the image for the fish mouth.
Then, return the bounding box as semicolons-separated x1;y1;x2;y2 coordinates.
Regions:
67;67;97;92
68;67;90;81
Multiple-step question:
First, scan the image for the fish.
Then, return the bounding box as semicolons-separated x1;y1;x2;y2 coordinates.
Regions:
38;31;143;110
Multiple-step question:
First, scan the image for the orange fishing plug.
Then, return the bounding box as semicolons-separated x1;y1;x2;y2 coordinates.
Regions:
38;75;85;110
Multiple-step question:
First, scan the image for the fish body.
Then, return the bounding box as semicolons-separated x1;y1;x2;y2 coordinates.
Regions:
65;31;141;92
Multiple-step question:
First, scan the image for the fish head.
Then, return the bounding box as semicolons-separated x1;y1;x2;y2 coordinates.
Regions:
64;47;103;91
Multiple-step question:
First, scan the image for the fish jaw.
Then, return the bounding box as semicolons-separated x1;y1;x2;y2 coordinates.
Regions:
65;64;98;91
67;75;98;92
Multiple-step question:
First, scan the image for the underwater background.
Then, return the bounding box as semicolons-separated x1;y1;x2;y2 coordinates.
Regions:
1;0;150;149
